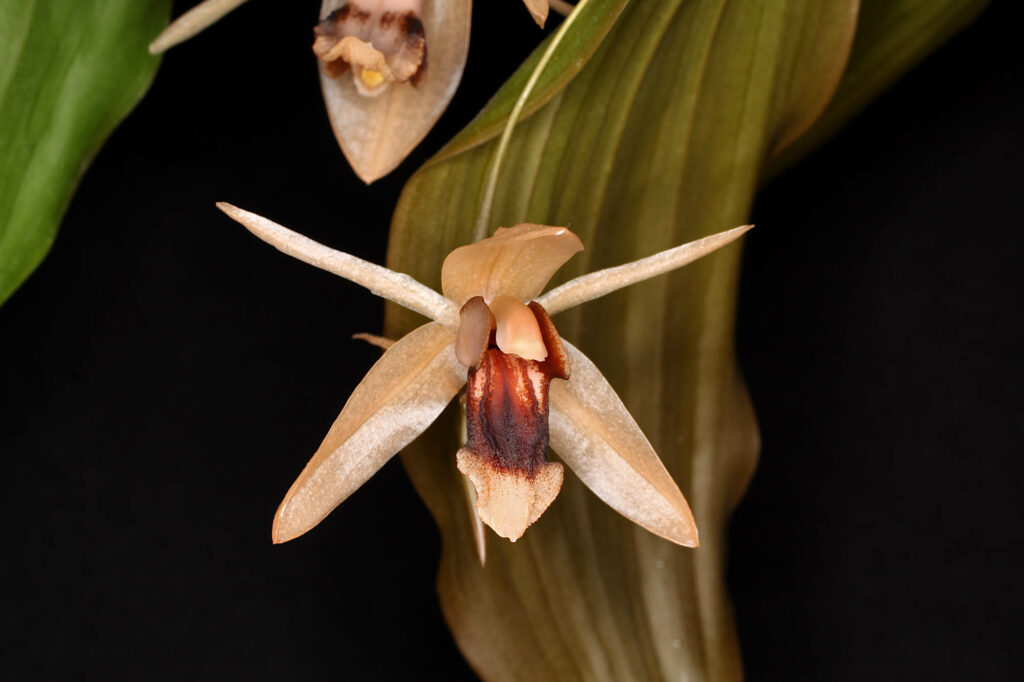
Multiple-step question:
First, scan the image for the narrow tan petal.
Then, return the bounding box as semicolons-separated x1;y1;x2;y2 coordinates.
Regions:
537;224;753;315
458;398;487;565
548;341;699;547
148;0;250;54
462;470;487;566
352;332;396;350
319;0;471;183
441;224;584;305
217;203;458;326
457;451;563;541
522;0;549;27
273;322;463;543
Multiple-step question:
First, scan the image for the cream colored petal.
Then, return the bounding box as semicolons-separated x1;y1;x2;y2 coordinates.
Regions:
548;341;699;547
319;0;471;183
537;224;753;315
457;450;563;542
273;322;464;543
217;203;458;326
441;224;584;305
149;0;250;54
522;0;549;27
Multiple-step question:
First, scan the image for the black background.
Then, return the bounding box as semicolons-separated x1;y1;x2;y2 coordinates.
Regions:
2;1;1021;679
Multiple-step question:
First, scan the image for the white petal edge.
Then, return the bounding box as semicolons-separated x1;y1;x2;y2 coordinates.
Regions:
273;321;464;543
217;203;458;327
548;341;699;547
319;0;472;183
149;0;251;54
537;224;753;315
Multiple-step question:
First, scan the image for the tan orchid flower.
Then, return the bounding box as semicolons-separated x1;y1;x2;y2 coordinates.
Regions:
148;0;469;184
150;1;563;183
216;202;751;555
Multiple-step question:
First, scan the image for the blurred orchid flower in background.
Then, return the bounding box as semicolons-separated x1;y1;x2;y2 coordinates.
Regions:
149;0;571;182
217;202;751;560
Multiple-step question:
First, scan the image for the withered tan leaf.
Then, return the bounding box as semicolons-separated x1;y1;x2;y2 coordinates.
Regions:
549;341;698;547
273;322;464;543
318;0;471;183
441;223;583;305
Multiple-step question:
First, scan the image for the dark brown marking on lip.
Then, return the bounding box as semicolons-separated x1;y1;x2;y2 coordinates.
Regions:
529;301;569;380
400;12;425;40
399;11;427;86
464;350;552;478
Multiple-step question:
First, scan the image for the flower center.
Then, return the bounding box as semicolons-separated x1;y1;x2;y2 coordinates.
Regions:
454;297;571;540
313;1;427;97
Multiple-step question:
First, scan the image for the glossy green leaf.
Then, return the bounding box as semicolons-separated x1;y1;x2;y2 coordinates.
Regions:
0;1;170;305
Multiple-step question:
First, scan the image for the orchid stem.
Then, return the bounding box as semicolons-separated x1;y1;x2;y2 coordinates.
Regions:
473;0;591;241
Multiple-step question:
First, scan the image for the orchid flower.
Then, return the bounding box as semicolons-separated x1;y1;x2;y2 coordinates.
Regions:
149;0;563;182
217;202;751;555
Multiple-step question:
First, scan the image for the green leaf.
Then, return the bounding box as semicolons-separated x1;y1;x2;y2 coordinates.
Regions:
0;1;171;305
432;0;629;162
770;0;989;175
386;1;859;679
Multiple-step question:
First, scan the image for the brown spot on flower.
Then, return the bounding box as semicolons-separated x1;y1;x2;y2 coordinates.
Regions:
457;348;565;540
529;301;569;380
463;349;551;475
312;3;426;91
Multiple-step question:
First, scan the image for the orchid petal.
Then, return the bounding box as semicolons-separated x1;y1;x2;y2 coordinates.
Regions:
548;341;699;547
273;322;464;543
441;224;584;305
457;451;563;541
522;0;549;28
218;203;458;326
148;0;250;54
318;0;471;183
537;224;753;315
